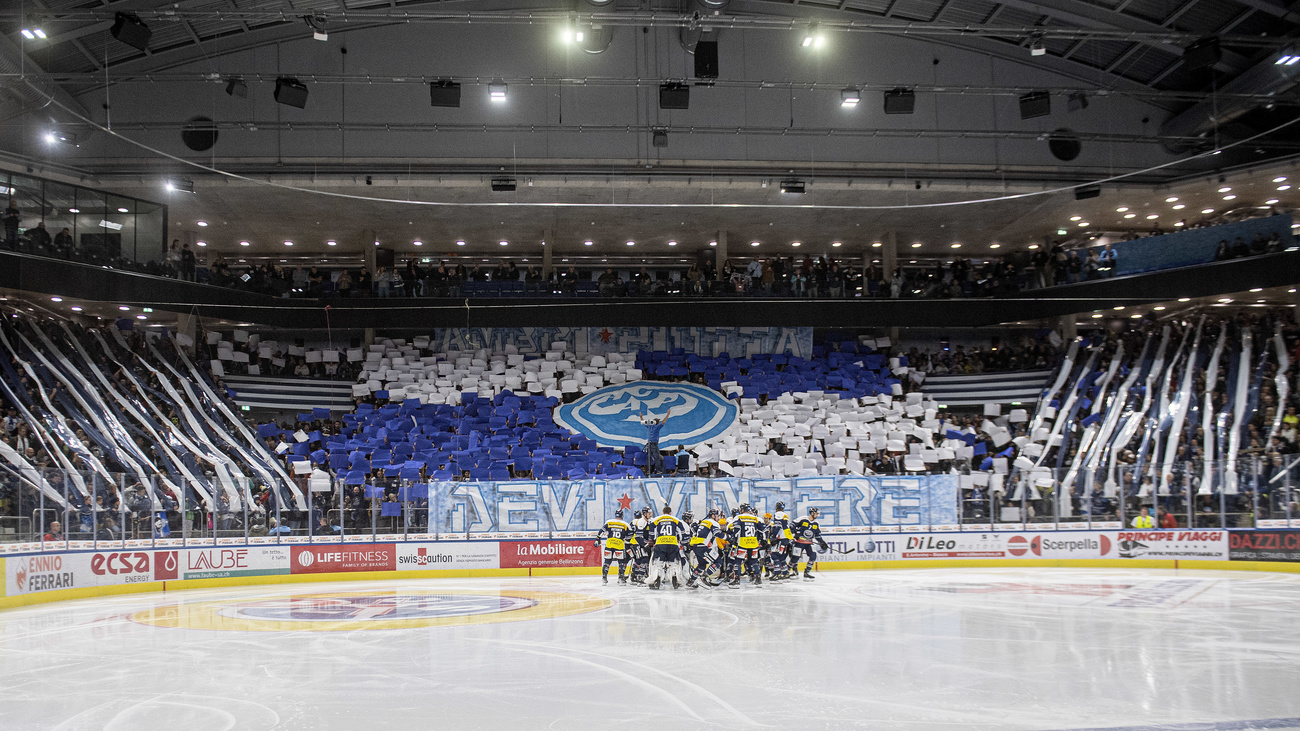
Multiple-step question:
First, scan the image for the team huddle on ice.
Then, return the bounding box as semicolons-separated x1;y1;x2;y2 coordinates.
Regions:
594;503;831;589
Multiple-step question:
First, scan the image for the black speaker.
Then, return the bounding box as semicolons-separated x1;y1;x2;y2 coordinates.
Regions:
1019;91;1050;120
491;178;517;192
181;116;218;152
429;80;461;108
1074;185;1101;200
1048;129;1081;161
1183;37;1220;71
694;41;719;79
274;77;309;109
883;88;915;115
110;12;151;51
659;83;689;110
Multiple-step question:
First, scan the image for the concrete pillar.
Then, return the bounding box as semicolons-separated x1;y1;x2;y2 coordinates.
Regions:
542;229;554;276
715;230;728;278
362;229;377;274
882;230;898;277
1059;314;1078;341
175;313;198;351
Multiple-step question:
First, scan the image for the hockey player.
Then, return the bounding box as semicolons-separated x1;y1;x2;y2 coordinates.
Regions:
767;501;795;580
630;507;653;584
792;507;830;580
595;509;634;585
727;504;766;587
646;505;687;590
685;508;725;589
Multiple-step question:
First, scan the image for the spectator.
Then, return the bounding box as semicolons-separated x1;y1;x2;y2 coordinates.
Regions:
1130;506;1154;528
180;242;196;281
43;520;62;542
3;199;18;248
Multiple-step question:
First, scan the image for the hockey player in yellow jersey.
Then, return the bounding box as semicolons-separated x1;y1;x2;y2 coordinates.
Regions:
594;509;634;585
792;507;830;580
726;504;767;587
646;505;688;590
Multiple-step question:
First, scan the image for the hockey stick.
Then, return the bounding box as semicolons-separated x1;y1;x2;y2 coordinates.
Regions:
822;545;857;555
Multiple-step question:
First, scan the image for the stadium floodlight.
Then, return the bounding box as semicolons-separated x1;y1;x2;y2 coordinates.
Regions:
489;79;508;102
840;87;860;108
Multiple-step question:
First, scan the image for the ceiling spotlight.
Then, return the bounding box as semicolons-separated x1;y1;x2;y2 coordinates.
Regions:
499;240;509;246
489;79;508;102
802;23;824;48
284;240;294;246
239;241;250;247
792;242;802;247
1279;185;1292;191
1277;53;1299;65
626;241;635;246
1117;207;1129;212
1070;216;1082;221
166;178;195;194
1078;221;1089;227
1251;287;1264;292
668;240;678;246
1219;187;1232;193
1165;197;1178;203
1123;213;1136;219
1223;194;1236;200
327;240;337;246
1113;306;1125;310
304;13;328;41
70;306;82;312
1146;214;1158;220
21;29;46;40
1202;208;1214;214
583;240;593;246
1057;229;1068;235
117;207;129;213
136;314;147;320
990;243;1001;249
910;242;922;248
950;243;962;248
871;242;882;248
119;305;130;311
197;221;208;227
414;240;423;246
456;240;466;246
50;297;62;302
1028;244;1040;250
780;179;806;194
1178;297;1191;302
1218;298;1233;303
1029;33;1046;56
1175;221;1185;227
1153;305;1166;311
196;241;207;247
1172;204;1185;210
1266;199;1280;205
709;241;717;247
840;87;860;108
831;242;842;247
1091;313;1103;319
69;208;79;214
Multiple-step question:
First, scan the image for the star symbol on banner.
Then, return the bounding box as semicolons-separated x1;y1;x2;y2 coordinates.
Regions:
599;328;614;343
617;493;634;510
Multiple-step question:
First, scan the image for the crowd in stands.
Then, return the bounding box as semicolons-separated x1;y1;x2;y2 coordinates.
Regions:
3;304;1300;544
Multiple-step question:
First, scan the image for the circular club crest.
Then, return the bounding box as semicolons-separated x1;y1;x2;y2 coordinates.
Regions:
554;381;738;448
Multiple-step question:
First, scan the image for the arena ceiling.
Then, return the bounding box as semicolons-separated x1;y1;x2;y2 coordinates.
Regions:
2;0;1299;255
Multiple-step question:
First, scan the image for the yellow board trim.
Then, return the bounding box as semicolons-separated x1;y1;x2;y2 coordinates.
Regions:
3;558;1300;612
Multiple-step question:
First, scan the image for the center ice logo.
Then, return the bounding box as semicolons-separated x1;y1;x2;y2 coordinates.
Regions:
554;381;738;448
226;594;538;622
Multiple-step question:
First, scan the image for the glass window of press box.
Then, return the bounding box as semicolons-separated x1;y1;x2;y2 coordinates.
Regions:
2;172;165;266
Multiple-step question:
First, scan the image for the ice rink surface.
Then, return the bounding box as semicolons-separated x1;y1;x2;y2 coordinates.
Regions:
2;567;1300;730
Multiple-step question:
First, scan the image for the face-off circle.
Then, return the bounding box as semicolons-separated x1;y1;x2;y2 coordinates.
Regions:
131;590;611;632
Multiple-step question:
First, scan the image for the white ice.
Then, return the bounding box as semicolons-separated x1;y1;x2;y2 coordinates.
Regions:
2;568;1300;730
